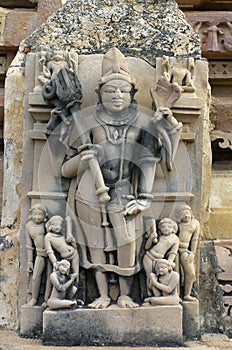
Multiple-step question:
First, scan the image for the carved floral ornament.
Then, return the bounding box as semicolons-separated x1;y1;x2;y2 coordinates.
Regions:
210;130;232;150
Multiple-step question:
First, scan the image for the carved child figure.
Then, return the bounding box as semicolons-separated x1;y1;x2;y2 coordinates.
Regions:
45;215;79;285
176;204;200;301
144;259;180;305
143;218;179;294
25;203;50;306
47;259;79;310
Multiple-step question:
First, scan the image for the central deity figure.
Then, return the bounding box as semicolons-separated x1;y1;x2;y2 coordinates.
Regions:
61;48;181;309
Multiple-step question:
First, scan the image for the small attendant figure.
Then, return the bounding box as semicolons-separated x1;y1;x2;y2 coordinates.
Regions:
25;203;50;306
45;215;79;285
143;218;179;295
47;259;80;310
176;204;200;301
144;259;180;305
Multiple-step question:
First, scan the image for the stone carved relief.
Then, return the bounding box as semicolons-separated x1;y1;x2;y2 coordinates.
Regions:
144;259;180;306
143;218;179;296
151;56;195;110
47;259;82;310
22;48;203;318
210;130;232;150
34;47;78;93
176;204;200;301
25;204;51;307
209;61;232;79
214;239;232;317
187;15;232;55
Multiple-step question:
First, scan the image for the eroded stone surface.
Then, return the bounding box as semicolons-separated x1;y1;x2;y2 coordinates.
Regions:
23;0;201;64
43;305;183;346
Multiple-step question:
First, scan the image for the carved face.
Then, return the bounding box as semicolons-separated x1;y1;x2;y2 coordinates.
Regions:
180;209;192;223
156;263;169;276
31;209;45;224
50;220;62;233
100;80;132;114
59;262;70;275
159;222;174;236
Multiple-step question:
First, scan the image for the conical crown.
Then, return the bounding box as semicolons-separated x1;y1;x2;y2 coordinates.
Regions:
99;48;136;85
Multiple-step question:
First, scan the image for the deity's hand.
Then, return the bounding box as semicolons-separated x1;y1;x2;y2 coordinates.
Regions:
79;144;104;164
123;198;151;216
149;272;157;284
53;261;58;270
70;273;79;281
152;107;182;133
168;259;176;268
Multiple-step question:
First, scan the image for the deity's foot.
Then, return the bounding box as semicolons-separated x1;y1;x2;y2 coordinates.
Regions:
184;295;197;301
143;297;152;304
42;301;48;309
117;295;139;308
88;296;111;309
77;298;84;306
28;298;37;306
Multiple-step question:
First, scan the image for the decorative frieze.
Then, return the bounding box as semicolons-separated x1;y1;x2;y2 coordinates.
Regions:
209;61;232;80
185;12;232;57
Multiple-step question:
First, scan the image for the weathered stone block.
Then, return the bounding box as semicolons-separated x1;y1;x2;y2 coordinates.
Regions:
182;300;200;340
43;305;183;346
20;305;43;337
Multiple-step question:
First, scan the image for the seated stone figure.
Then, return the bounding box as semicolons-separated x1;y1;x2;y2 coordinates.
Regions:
144;259;180;306
143;218;179;295
47;259;78;310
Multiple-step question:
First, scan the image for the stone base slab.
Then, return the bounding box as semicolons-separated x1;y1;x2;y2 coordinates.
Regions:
20;305;43;338
43;305;183;346
182;300;200;340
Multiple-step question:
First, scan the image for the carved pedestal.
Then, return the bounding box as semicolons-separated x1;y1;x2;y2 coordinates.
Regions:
43;305;183;346
182;300;200;340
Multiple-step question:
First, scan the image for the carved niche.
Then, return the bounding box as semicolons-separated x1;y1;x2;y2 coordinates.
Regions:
19;47;207;345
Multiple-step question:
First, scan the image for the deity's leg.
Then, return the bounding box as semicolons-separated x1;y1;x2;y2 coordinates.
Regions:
28;256;46;306
109;212;138;308
180;253;196;301
76;200;111;308
88;246;111;308
142;253;154;296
